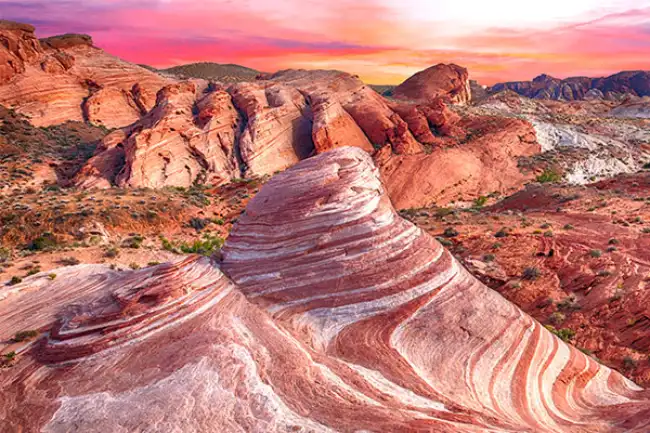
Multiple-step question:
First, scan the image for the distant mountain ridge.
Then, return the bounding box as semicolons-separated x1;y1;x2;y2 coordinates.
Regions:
490;70;650;101
145;62;261;83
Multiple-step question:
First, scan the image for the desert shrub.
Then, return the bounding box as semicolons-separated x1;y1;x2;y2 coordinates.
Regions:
544;231;554;237
608;238;619;245
48;273;56;280
589;249;602;258
123;235;144;249
536;169;562;183
557;296;581;311
545;325;576;342
147;261;161;266
563;224;574;230
435;207;454;218
548;312;566;325
494;228;509;238
8;276;22;285
129;262;141;270
443;227;459;238
473;196;488;208
59;257;80;266
491;242;502;250
104;247;119;258
28;232;58;251
0;247;12;263
162;234;225;256
623;356;637;370
25;267;40;276
436;237;453;247
483;254;496;262
522;267;541;280
12;330;38;342
190;217;211;232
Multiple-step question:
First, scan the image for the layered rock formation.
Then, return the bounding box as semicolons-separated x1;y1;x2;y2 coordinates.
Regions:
77;68;539;207
491;71;650;101
0;21;169;127
392;63;472;104
76;81;241;189
3;147;650;432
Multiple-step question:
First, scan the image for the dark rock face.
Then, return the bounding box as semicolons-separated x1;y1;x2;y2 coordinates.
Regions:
491;71;650;100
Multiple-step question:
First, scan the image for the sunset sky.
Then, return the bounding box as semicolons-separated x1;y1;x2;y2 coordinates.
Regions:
1;0;650;85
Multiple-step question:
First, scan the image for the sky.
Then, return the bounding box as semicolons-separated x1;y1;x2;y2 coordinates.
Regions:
1;0;650;85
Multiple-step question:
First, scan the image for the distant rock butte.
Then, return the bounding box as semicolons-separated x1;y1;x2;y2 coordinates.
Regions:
491;71;650;101
3;147;650;432
76;68;539;207
392;63;472;105
0;21;170;127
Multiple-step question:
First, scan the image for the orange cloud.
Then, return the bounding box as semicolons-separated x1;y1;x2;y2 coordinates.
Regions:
1;1;649;85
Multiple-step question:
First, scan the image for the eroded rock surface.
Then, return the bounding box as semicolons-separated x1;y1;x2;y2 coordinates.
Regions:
77;68;539;207
0;21;169;127
3;147;650;432
392;63;472;105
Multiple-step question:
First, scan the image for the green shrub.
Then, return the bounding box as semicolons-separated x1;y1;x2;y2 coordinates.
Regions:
12;330;38;342
522;267;540;280
162;234;225;256
124;235;144;249
25;267;40;276
59;257;80;266
473;196;488;208
536;169;562;183
9;276;22;285
189;217;210;232
443;227;459;238
129;262;141;270
548;312;566;325
494;228;509;238
623;356;637;370
545;325;576;342
104;247;119;258
589;249;602;258
28;232;58;251
435;207;454;218
557;296;581;311
483;254;496;262
563;224;574;230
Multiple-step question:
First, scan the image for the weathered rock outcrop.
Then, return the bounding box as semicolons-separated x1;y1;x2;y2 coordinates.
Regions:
77;68;538;206
4;148;649;431
491;71;650;101
392;63;472;105
77;81;241;188
0;21;170;127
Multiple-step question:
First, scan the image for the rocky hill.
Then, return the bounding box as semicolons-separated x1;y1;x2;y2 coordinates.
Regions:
148;62;261;82
392;63;471;104
491;70;650;101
